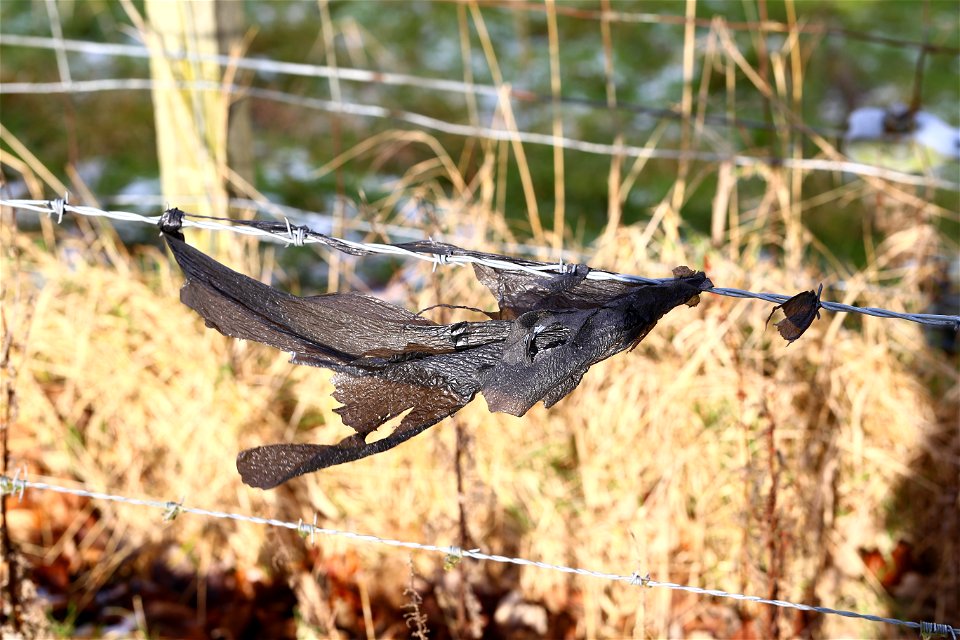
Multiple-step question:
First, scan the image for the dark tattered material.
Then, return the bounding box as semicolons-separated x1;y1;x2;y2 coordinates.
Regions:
766;284;824;343
161;224;712;489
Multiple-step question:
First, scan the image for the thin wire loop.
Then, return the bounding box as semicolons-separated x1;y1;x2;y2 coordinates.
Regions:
282;218;306;247
49;192;68;224
921;622;959;640
431;252;450;273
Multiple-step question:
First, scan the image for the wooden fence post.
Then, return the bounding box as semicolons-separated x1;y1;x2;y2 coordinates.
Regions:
144;0;252;252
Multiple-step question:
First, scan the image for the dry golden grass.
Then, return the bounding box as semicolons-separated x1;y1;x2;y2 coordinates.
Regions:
4;186;956;638
2;5;958;639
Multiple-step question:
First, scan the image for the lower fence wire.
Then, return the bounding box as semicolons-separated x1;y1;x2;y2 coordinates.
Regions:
1;474;956;637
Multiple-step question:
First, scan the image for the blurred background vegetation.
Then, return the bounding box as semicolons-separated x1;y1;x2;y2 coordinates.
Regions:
1;1;958;638
3;0;958;262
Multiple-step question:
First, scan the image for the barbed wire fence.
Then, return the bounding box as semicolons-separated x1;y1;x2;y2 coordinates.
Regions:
0;471;956;638
4;199;956;636
3;198;959;330
3;8;959;637
17;191;945;298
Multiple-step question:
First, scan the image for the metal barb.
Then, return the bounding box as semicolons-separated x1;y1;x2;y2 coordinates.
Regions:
0;475;17;498
295;514;320;543
431;252;450;272
296;517;311;539
556;257;576;274
629;572;652;587
162;497;184;522
443;545;463;570
49;193;68;224
921;621;958;640
18;467;27;501
283;217;306;247
3;465;29;502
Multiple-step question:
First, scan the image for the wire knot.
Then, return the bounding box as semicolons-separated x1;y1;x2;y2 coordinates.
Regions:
283;218;307;247
296;514;318;544
920;621;957;639
0;467;28;501
629;572;652;587
49;193;68;224
556;258;578;275
431;252;450;272
162;497;184;521
443;546;464;569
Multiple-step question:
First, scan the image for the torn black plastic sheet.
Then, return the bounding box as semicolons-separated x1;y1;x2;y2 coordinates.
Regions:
160;225;713;489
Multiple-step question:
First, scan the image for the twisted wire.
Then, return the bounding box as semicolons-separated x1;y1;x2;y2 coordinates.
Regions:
1;474;954;638
4;198;958;330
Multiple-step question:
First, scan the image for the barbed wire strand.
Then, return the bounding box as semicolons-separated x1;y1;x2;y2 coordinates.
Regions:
2;37;958;191
28;192;943;298
11;191;950;296
3;198;959;330
0;474;955;638
90;194;953;298
95;193;575;260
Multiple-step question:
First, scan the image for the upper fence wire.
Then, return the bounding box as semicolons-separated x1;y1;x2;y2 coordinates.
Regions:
3;197;959;331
